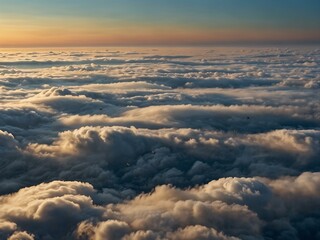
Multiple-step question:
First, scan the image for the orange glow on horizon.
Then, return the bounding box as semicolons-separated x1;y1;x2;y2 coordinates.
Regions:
1;17;320;47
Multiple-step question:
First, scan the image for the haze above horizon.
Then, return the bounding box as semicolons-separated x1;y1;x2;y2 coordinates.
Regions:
0;0;320;47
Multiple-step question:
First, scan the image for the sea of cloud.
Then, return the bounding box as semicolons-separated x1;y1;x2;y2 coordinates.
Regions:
0;47;319;239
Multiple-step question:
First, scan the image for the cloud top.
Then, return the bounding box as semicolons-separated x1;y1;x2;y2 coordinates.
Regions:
0;47;319;239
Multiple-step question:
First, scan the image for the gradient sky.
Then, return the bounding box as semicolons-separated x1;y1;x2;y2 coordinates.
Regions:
0;0;320;47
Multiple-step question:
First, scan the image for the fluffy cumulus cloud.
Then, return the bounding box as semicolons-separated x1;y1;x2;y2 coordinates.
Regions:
0;47;319;239
0;174;319;239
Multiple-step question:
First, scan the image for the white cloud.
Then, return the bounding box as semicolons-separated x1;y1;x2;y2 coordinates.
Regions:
0;47;319;239
0;173;319;239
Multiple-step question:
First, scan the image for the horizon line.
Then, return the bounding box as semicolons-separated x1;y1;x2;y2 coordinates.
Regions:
1;41;320;49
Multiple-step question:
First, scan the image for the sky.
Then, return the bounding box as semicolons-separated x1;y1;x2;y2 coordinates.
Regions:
0;0;320;47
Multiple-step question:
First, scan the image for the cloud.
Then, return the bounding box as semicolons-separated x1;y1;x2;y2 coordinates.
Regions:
0;47;319;239
25;126;319;177
1;125;318;195
0;173;319;239
22;87;107;115
7;231;34;240
0;181;105;239
57;103;319;132
0;108;51;131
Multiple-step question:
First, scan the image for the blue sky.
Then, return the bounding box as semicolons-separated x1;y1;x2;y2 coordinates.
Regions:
0;0;319;46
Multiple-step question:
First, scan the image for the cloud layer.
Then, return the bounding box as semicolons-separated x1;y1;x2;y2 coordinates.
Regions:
0;47;319;239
